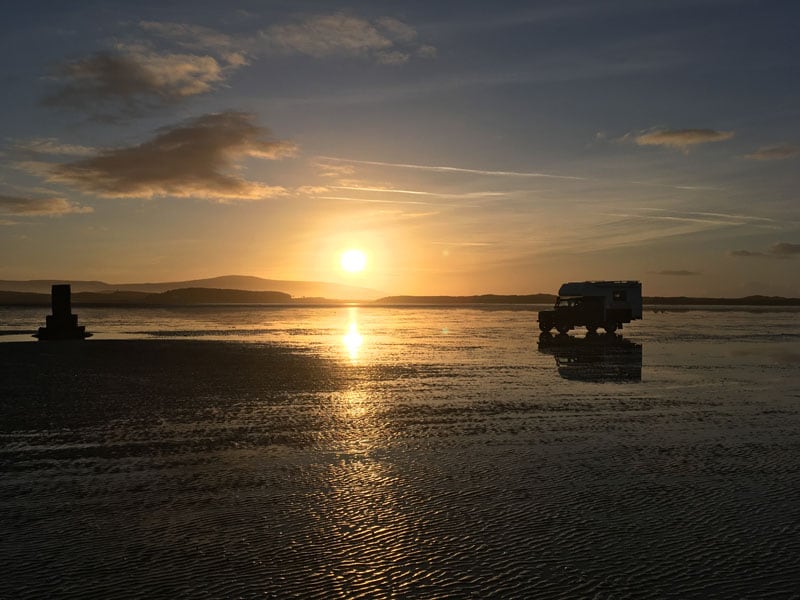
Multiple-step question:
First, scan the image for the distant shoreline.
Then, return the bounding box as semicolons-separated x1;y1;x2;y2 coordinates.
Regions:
1;288;799;307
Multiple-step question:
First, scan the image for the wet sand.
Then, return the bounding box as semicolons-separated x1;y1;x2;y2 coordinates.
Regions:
1;338;799;598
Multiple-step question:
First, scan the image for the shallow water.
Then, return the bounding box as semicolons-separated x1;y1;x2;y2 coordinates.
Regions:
1;306;799;598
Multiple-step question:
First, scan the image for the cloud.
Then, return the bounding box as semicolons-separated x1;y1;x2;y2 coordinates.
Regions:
42;15;429;118
315;161;356;178
43;47;238;119
43;20;247;119
629;128;734;150
332;185;509;199
317;156;587;180
14;138;95;157
140;21;233;52
730;242;800;259
770;242;800;256
744;145;800;161
45;112;296;201
261;13;435;64
139;21;248;67
0;193;92;216
653;270;702;276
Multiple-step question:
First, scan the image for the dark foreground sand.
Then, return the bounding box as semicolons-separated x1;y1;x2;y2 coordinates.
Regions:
0;340;349;431
1;339;799;598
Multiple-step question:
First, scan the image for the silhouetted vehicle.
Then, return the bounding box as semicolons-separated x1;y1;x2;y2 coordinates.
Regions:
538;281;642;334
538;332;642;382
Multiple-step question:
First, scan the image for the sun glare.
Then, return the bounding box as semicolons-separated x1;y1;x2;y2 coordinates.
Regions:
341;249;367;273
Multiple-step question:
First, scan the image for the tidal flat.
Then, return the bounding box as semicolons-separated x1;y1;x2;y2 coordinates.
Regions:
1;307;799;598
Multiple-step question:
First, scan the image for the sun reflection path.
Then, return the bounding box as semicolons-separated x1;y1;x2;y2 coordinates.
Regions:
342;307;364;364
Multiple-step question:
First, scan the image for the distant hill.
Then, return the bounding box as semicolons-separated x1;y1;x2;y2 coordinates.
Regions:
2;287;799;307
0;288;292;306
0;275;381;301
155;288;291;304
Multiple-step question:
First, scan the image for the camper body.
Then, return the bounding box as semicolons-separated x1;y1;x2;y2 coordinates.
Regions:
538;281;642;334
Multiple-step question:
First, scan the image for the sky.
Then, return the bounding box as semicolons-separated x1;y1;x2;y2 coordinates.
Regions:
1;0;799;297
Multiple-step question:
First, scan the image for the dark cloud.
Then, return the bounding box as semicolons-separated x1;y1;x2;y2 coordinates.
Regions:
631;128;734;150
744;145;800;160
47;112;296;201
730;242;800;259
42;48;234;119
0;193;92;216
653;270;702;276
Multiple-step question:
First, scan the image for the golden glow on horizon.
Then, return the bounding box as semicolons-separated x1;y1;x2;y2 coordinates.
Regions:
341;249;367;273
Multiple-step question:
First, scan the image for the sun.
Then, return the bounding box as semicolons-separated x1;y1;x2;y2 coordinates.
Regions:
341;249;367;273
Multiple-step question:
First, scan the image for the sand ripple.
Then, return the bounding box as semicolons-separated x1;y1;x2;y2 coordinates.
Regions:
2;333;800;598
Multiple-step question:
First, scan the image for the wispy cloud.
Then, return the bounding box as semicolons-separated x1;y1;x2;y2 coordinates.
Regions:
0;193;92;216
627;128;734;151
139;21;243;60
317;156;588;181
319;195;434;206
651;269;702;276
431;241;494;247
638;208;779;228
730;242;800;259
39;112;295;201
14;138;95;157
260;13;435;65
744;144;800;161
331;185;509;199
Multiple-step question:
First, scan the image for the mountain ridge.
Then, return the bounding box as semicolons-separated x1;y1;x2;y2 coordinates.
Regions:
1;288;799;307
0;275;381;301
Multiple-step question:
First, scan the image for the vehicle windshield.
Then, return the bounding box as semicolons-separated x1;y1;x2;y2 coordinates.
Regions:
555;296;581;308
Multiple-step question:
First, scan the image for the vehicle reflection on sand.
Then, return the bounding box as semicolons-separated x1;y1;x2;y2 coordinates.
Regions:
538;332;642;382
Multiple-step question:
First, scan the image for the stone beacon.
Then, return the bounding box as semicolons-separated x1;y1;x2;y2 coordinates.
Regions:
35;284;91;340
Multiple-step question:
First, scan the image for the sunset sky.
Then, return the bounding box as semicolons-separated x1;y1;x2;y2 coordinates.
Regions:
1;0;799;296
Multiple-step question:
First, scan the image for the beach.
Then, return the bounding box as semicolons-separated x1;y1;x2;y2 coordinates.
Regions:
2;308;800;598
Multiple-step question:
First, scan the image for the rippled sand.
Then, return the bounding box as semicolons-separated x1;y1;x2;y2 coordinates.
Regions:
1;334;799;598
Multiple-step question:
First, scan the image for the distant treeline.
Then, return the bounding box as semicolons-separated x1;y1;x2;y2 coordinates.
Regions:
374;294;800;306
643;295;800;306
1;289;799;307
373;294;557;305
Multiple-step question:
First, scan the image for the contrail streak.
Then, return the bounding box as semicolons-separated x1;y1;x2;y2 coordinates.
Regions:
317;156;588;181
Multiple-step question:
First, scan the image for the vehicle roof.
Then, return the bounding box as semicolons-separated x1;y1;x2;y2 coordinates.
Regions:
558;280;641;296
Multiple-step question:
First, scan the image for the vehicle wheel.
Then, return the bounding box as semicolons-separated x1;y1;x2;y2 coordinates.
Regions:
556;324;570;334
539;321;551;332
604;322;617;333
586;325;597;334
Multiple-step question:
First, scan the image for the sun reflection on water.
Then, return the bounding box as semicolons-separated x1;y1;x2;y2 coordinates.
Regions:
342;307;364;363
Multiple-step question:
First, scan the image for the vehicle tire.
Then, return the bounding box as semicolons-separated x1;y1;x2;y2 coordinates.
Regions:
586;325;597;334
604;322;617;333
556;324;570;334
539;321;551;332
